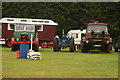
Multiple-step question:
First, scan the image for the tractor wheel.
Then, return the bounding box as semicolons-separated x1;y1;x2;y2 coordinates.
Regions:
106;44;112;53
53;38;60;52
6;40;12;48
69;38;75;52
115;48;118;52
11;44;18;51
81;44;89;53
58;47;61;51
33;44;39;52
76;45;81;50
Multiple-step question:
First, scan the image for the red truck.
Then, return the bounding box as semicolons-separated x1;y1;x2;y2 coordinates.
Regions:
81;21;112;53
0;18;58;48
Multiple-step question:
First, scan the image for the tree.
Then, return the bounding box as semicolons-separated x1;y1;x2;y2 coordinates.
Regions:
2;2;119;39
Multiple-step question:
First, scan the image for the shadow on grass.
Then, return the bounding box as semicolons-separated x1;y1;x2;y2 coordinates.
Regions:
59;50;111;54
88;50;119;54
88;50;107;54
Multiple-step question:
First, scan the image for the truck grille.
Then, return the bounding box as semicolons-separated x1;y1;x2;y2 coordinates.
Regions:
21;34;28;41
92;41;104;45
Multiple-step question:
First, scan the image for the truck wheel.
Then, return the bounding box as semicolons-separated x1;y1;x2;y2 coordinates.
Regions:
106;44;112;53
101;49;106;52
53;38;60;52
101;46;106;52
81;44;89;53
33;44;39;52
6;40;12;48
11;44;17;51
69;38;75;52
115;48;118;52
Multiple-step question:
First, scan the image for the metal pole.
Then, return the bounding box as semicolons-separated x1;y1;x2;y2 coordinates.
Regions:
62;29;64;35
31;34;33;50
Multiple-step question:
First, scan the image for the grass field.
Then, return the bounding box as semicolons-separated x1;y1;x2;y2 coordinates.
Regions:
2;47;118;78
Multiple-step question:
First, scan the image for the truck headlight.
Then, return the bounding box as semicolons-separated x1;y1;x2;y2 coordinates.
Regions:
86;41;89;43
107;41;109;44
82;37;85;39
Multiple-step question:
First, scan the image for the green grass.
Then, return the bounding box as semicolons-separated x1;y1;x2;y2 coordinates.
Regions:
2;47;118;78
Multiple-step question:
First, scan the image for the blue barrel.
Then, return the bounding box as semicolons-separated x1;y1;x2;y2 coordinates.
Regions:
20;44;29;58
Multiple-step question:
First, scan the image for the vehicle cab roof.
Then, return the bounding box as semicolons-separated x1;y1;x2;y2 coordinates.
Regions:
84;23;109;26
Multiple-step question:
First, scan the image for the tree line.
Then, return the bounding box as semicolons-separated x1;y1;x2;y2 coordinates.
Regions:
2;2;119;39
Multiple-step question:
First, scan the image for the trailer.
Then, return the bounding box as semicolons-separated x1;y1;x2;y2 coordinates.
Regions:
0;18;58;48
67;29;86;45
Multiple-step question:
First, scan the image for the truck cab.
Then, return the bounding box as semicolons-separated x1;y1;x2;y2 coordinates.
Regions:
114;35;120;52
11;24;39;51
81;22;112;53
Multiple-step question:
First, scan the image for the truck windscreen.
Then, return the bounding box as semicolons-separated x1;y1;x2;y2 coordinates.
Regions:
87;25;108;33
15;24;35;32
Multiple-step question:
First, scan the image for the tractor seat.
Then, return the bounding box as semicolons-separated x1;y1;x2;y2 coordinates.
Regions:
61;36;68;40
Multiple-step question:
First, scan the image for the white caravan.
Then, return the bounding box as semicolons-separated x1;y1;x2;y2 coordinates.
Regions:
67;29;86;45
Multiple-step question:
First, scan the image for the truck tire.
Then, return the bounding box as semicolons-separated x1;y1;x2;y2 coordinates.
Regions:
81;44;89;53
106;44;112;53
115;48;118;52
11;44;17;51
53;38;60;52
33;44;39;52
69;38;75;52
101;49;106;52
101;46;106;52
6;40;12;48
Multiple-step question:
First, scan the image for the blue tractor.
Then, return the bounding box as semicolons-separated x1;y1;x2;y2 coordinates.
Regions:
53;30;76;52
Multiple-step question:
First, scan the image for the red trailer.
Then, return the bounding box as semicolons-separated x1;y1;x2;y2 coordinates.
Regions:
0;18;58;48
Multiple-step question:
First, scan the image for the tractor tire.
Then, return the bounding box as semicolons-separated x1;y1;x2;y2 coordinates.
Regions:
6;40;12;48
69;38;75;52
106;44;112;53
11;44;18;51
115;48;118;52
53;38;60;52
81;44;89;53
58;47;61;51
33;44;39;52
76;45;81;50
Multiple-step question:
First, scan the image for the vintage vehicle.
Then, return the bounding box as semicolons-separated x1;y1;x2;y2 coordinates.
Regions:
11;24;39;51
81;21;112;53
0;18;58;48
114;35;120;52
67;29;86;49
53;30;75;52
